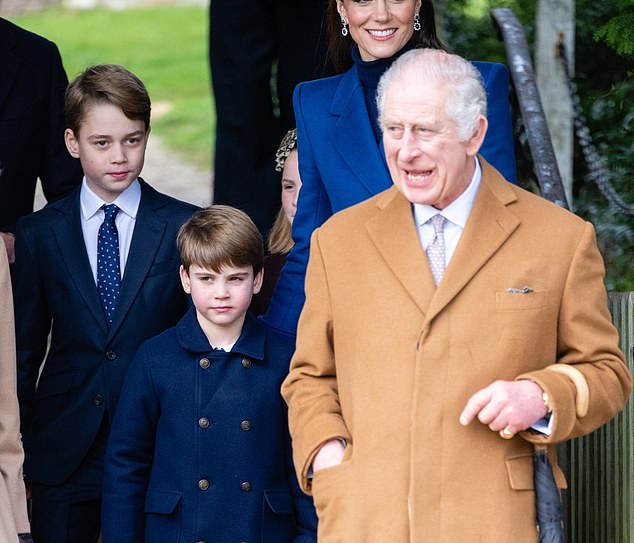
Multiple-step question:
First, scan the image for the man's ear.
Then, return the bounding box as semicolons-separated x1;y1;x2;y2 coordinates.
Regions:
179;265;191;294
465;115;488;157
252;268;264;295
64;128;80;158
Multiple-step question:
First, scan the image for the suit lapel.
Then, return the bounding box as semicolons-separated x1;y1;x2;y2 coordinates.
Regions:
425;162;520;323
0;20;19;113
52;191;109;334
331;67;391;198
108;181;167;339
366;188;436;316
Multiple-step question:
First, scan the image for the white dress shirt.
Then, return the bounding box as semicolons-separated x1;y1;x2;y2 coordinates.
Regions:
80;178;141;284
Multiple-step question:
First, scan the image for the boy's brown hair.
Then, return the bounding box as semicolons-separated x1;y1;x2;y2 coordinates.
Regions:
65;64;151;136
177;205;264;275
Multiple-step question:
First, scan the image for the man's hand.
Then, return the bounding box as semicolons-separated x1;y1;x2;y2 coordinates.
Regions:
0;232;15;263
459;380;548;436
312;438;346;474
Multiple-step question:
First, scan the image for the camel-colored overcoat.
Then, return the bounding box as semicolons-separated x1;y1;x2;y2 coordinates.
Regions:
0;238;30;542
282;159;632;543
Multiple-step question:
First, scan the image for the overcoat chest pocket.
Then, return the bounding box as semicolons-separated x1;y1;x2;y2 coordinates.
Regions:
496;290;548;311
144;489;182;543
262;488;295;542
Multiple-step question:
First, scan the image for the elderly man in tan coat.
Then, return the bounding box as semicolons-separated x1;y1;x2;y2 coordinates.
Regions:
282;49;632;542
0;239;32;542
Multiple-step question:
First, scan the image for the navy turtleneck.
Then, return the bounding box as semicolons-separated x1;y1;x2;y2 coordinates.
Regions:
351;42;414;142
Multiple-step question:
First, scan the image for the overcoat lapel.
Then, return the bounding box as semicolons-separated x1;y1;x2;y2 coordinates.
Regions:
51;191;109;334
0;20;19;113
331;67;391;198
365;188;436;316
425;162;520;323
108;181;167;339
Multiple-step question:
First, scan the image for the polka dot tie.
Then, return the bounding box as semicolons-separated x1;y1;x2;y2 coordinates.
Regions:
426;214;446;286
97;204;121;325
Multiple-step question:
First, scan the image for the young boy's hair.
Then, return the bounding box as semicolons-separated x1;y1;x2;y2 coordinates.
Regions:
177;205;264;275
65;64;151;135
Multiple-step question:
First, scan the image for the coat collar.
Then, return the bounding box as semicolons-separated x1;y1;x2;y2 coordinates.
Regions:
365;158;520;321
177;307;266;361
330;66;392;198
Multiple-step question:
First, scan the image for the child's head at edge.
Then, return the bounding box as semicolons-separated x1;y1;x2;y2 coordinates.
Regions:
63;64;151;203
177;206;264;346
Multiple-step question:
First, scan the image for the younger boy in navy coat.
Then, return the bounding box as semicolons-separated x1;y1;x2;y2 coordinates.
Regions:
13;64;197;543
102;205;317;543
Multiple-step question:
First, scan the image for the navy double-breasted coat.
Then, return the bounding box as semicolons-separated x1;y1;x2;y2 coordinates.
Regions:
102;308;317;543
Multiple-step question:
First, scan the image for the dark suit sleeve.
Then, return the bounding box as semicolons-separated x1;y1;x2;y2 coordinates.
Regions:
38;41;82;203
473;61;517;184
13;219;52;427
264;82;334;336
102;343;158;543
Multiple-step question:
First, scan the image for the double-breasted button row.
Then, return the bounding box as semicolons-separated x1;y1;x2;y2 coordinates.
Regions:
198;479;210;491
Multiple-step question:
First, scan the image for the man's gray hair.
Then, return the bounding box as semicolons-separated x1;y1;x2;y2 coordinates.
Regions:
376;48;487;141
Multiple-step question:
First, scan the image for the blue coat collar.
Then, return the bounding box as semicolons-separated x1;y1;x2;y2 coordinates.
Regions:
177;307;266;361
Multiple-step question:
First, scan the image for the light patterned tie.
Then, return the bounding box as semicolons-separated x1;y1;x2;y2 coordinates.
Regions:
426;214;446;286
97;204;121;325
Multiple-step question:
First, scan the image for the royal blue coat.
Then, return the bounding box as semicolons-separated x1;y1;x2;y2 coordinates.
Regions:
102;308;317;543
265;61;517;335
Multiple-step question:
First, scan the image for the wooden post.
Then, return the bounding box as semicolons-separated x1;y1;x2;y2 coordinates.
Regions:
535;0;575;208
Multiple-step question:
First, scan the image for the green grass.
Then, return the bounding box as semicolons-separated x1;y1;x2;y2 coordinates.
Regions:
13;5;214;170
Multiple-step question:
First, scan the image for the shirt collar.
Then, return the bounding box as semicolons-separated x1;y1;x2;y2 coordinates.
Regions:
413;157;482;228
80;178;142;221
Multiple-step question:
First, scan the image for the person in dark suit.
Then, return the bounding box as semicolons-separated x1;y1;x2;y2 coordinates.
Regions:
12;64;198;543
209;0;328;236
0;17;82;262
102;205;316;542
264;0;518;336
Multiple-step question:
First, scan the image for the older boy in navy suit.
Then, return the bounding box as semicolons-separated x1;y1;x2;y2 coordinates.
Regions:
12;64;198;543
102;206;317;543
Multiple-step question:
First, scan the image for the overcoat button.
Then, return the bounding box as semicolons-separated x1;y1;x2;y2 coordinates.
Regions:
241;358;252;368
105;350;117;360
198;479;210;491
94;394;104;406
241;481;252;492
240;420;251;431
199;358;210;369
199;417;210;429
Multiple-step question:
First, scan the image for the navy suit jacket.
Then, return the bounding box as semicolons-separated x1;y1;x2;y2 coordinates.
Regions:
0;18;82;232
13;180;198;485
102;308;317;543
265;61;517;335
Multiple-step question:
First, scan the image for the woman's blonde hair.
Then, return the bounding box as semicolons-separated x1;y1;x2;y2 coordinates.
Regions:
267;208;294;254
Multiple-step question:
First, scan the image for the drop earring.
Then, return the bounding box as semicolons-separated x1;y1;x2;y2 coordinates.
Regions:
414;13;421;31
341;17;349;37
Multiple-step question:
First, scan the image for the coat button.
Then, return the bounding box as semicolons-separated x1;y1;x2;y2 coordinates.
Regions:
105;350;117;361
198;417;210;429
94;394;104;406
241;358;252;368
240;420;251;431
199;358;210;369
198;479;210;491
240;481;252;492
